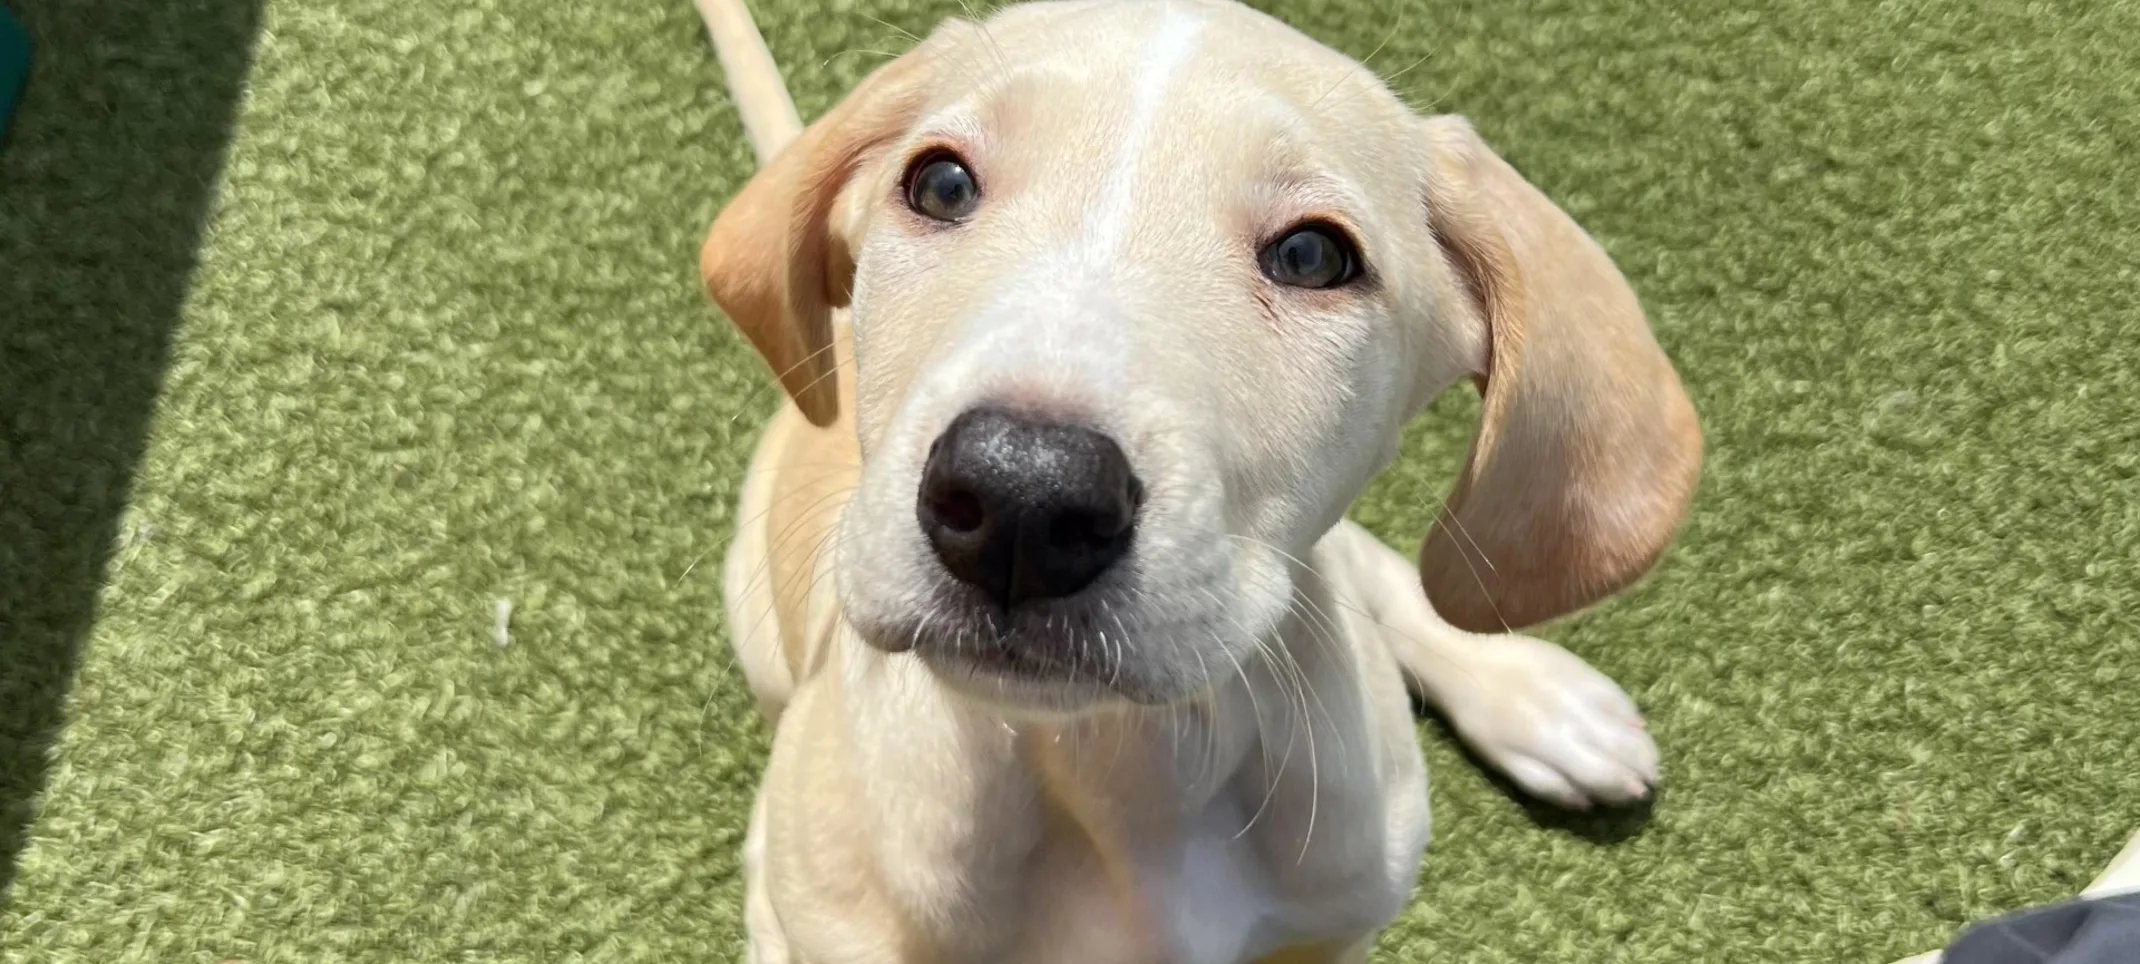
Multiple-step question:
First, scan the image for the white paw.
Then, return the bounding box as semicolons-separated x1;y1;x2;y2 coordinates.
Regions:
1436;635;1658;809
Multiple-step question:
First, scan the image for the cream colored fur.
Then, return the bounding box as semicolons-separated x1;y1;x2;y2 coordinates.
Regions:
696;1;1703;960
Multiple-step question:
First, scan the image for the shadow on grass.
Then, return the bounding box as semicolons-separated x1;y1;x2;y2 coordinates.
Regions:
1415;699;1658;845
0;0;266;897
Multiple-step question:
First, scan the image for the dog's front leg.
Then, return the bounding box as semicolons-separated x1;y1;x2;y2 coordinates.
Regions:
742;789;793;964
1321;520;1660;810
746;645;1050;964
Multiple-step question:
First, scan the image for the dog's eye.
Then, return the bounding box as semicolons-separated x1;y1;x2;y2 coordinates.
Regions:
905;153;980;222
1259;223;1360;289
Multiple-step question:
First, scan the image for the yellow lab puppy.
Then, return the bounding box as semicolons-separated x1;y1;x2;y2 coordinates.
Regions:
698;0;1702;960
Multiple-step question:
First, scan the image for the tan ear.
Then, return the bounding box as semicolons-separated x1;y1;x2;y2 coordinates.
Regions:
699;48;937;427
1415;115;1703;633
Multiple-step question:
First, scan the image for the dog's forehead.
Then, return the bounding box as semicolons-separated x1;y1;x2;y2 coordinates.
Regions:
925;0;1398;136
904;0;1414;222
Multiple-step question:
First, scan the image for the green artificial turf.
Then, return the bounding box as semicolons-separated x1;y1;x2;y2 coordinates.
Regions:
2;0;2136;959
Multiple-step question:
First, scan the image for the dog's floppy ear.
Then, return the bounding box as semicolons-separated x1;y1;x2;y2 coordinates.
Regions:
1415;115;1702;633
699;47;937;426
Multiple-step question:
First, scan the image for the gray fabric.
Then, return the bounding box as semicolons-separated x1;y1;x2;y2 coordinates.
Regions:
1943;893;2140;964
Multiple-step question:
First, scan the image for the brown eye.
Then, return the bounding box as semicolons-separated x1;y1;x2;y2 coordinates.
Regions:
1259;223;1361;289
905;153;979;222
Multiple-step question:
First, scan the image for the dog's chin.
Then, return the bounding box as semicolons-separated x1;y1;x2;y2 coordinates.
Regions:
882;617;1170;716
914;647;1128;717
851;587;1284;718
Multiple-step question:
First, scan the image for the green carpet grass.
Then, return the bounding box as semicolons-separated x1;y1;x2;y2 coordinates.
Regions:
2;0;2136;960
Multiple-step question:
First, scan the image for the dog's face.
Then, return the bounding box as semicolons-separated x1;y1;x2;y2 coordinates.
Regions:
703;0;1701;711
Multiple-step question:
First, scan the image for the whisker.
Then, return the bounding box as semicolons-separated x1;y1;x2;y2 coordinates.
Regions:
735;348;860;427
1198;583;1289;782
673;546;713;589
1377;52;1433;90
859;12;920;43
1359;5;1402;71
1221;535;1355;745
1239;530;1492;695
1437;504;1513;634
1103;603;1126;690
723;339;847;424
1187;643;1219;789
728;485;860;651
1440;503;1498;575
818;47;902;70
715;522;849;691
953;0;1012;80
910;609;935;654
730;481;859;600
1232;640;1290;841
725;458;863;482
1309;3;1405;111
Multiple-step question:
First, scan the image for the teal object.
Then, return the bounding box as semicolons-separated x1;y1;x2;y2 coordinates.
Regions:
0;5;26;140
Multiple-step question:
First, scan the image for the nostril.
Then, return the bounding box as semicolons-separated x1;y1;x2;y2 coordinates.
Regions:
1046;508;1128;552
929;488;987;533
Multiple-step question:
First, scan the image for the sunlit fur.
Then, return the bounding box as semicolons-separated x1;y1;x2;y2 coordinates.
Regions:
698;1;1702;960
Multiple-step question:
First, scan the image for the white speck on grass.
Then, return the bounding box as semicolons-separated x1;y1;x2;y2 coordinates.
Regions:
492;599;513;648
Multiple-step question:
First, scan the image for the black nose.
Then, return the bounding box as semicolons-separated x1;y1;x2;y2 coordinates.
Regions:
917;407;1141;608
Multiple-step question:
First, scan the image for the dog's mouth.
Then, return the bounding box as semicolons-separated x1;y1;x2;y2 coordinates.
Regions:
918;634;1120;708
839;517;1294;713
883;589;1161;707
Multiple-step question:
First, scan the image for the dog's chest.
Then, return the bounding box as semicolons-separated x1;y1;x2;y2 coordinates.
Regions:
993;654;1431;963
1016;790;1415;964
1164;806;1293;963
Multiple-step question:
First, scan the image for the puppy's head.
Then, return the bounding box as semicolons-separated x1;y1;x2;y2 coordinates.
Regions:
702;0;1700;712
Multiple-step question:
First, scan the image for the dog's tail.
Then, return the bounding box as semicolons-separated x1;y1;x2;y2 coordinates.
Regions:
694;0;802;165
